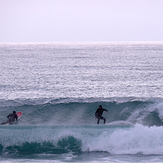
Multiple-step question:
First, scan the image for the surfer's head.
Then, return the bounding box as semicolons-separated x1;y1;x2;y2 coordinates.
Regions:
99;105;102;108
13;111;16;114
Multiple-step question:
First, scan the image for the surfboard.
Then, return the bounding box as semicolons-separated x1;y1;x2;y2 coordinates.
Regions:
1;112;23;125
17;112;23;119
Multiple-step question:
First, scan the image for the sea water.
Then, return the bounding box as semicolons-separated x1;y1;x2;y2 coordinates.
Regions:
0;42;163;163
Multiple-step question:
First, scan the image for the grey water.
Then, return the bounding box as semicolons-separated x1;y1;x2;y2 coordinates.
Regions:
0;42;163;100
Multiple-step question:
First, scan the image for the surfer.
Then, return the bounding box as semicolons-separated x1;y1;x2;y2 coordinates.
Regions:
7;111;18;124
95;105;108;124
1;111;18;125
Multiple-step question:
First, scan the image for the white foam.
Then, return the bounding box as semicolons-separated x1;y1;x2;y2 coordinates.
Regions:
81;124;163;155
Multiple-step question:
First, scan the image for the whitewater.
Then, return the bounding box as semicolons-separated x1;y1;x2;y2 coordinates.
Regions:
0;42;163;163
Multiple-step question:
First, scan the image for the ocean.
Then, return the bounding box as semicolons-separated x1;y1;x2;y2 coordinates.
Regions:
0;42;163;163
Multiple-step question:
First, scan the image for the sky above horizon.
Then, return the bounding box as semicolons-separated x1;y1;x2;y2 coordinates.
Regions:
0;0;163;43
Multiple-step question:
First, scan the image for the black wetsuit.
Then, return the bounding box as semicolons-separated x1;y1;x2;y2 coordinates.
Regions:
7;113;18;124
95;107;107;124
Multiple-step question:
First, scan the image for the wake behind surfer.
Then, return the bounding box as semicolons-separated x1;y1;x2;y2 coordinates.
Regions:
1;111;18;125
95;105;108;124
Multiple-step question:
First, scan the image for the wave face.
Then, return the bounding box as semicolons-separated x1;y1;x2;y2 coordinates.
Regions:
0;97;163;126
1;97;163;157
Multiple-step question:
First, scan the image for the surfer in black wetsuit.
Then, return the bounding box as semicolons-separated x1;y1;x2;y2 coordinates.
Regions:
95;105;108;124
7;111;18;125
1;111;18;125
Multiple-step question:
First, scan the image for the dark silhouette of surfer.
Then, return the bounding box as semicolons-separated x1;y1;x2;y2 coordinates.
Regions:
95;105;108;124
1;111;18;125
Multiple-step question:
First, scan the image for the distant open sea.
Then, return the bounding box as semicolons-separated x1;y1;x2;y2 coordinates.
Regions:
0;42;163;163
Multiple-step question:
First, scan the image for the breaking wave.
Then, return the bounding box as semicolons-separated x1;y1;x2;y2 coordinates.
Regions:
1;97;163;156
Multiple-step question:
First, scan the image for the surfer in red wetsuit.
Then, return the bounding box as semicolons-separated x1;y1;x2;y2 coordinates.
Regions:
7;111;18;124
95;105;108;124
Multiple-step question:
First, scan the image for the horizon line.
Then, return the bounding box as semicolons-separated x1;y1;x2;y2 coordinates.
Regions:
0;41;163;45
